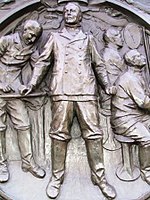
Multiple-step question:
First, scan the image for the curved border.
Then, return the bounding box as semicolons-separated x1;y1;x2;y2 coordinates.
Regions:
106;0;150;26
0;0;40;25
0;0;149;28
0;1;149;200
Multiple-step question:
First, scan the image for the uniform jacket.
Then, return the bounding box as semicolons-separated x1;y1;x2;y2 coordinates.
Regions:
30;28;109;99
0;33;38;93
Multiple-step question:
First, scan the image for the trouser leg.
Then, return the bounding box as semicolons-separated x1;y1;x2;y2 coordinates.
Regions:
85;138;116;199
0;131;9;182
85;138;105;181
75;101;116;199
46;139;68;199
50;101;73;141
126;122;150;146
17;129;33;165
139;145;150;184
125;120;150;184
0;99;9;182
6;99;45;179
7;99;33;164
47;101;73;199
0;131;6;164
75;101;104;180
17;128;46;179
0;98;7;164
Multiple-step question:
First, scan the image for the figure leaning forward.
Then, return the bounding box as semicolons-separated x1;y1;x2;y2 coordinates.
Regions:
23;3;117;199
0;20;46;182
111;49;150;185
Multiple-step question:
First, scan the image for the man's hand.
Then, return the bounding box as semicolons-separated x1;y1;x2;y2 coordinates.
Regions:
0;83;12;93
105;86;117;95
19;84;34;96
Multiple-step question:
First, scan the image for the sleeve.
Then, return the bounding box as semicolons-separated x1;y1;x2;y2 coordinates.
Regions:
30;49;40;69
0;36;9;57
89;35;110;89
126;78;150;111
29;34;54;87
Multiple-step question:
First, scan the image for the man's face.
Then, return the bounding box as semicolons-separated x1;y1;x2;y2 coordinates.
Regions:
130;51;146;67
64;3;81;25
133;53;146;67
22;24;39;45
110;30;123;47
113;31;123;47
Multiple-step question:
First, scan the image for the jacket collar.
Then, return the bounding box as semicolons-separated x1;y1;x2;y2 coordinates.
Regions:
13;32;21;44
59;27;87;43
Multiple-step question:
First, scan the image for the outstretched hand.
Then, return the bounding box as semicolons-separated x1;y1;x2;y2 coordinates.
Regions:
19;85;34;96
0;83;13;93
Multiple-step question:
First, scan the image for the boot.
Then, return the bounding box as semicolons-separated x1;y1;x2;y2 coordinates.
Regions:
0;131;9;183
139;146;150;184
17;129;46;178
85;139;116;199
46;139;68;199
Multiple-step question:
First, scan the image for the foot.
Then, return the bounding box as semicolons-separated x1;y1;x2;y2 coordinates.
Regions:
145;176;150;185
141;170;150;185
98;180;116;199
0;163;9;183
22;162;46;179
46;177;62;199
92;176;116;199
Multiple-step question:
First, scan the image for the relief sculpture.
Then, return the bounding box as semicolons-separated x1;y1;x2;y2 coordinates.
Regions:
0;0;149;200
101;27;124;151
0;19;46;183
23;3;117;199
111;49;150;185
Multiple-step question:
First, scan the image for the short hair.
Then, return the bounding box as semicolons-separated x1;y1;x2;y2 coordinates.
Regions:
24;20;43;37
124;49;139;64
63;2;82;22
103;27;120;44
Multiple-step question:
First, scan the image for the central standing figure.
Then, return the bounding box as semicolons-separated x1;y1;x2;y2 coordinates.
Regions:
24;2;116;199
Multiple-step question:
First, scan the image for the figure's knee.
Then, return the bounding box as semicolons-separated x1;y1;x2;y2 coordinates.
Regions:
140;139;150;148
12;114;30;131
123;123;150;146
50;131;71;142
0;113;7;132
0;123;6;132
82;128;103;140
16;125;30;131
50;120;71;141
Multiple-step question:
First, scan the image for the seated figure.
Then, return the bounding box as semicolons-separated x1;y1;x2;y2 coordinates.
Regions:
111;49;150;184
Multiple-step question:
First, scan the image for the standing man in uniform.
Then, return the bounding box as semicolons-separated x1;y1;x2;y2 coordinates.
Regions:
0;20;46;182
24;3;116;199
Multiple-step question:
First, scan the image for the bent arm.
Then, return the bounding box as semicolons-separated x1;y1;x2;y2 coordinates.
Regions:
0;36;9;57
127;78;150;111
89;35;110;90
29;34;54;87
